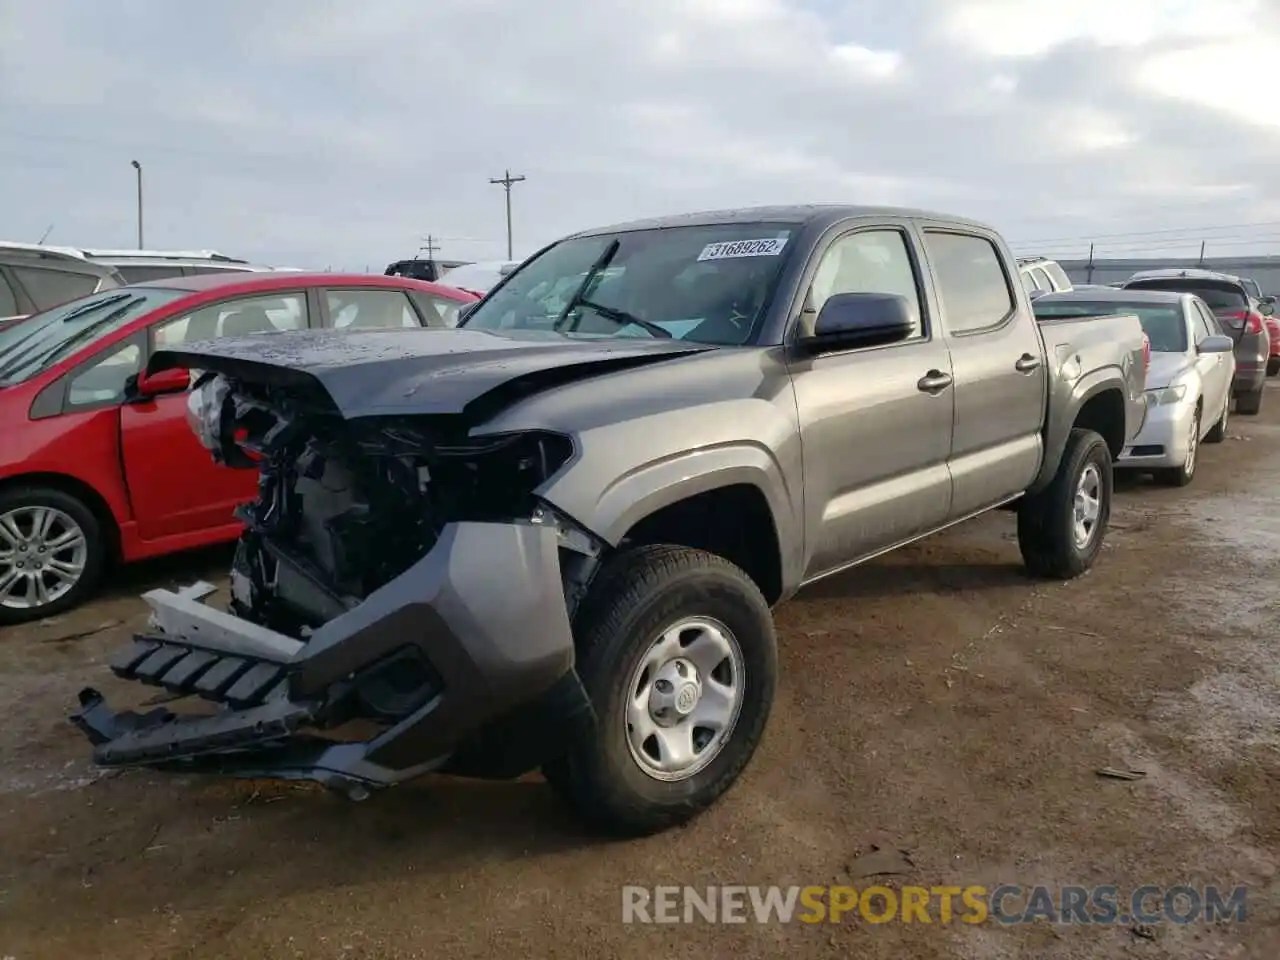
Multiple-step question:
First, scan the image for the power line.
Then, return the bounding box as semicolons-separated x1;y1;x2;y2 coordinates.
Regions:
1010;219;1280;247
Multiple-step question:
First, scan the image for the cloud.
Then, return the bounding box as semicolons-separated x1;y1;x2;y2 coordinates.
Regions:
0;0;1277;268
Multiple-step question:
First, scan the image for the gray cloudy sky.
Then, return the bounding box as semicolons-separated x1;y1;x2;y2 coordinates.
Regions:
2;0;1278;269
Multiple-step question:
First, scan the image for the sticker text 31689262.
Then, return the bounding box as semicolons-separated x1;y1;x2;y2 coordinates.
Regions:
697;237;789;262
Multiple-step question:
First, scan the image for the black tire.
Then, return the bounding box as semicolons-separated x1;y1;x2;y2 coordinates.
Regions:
1016;428;1112;580
1204;393;1228;444
1154;408;1199;488
543;544;778;837
1237;386;1264;416
1268;358;1279;377
0;486;107;626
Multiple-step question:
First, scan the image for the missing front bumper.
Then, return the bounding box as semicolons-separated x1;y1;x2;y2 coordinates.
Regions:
69;520;592;790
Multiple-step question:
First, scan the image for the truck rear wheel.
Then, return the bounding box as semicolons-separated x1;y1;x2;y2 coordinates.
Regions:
1016;428;1112;580
543;544;777;837
0;486;106;625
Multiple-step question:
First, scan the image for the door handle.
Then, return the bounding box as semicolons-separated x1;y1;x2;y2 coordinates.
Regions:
1014;353;1042;373
917;370;953;393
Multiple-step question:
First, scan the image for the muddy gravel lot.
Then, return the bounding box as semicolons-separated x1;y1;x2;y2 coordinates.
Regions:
3;396;1280;959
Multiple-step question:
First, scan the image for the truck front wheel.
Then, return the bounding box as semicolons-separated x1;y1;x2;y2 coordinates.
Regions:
1016;428;1112;580
543;544;778;837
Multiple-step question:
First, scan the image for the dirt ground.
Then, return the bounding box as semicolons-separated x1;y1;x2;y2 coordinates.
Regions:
3;395;1280;960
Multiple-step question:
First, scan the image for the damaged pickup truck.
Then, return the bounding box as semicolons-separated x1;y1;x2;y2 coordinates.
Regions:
72;205;1149;836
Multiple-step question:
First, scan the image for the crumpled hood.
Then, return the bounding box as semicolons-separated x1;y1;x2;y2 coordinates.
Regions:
148;326;714;419
1144;352;1192;390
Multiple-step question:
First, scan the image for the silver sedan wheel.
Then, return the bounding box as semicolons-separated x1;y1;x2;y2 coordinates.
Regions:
625;616;745;782
1072;463;1102;550
1183;411;1199;478
0;506;89;610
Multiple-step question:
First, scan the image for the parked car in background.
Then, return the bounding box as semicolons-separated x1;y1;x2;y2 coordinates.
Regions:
434;259;520;297
0;243;125;330
0;272;477;624
384;257;472;282
1120;268;1272;415
1033;288;1235;486
1016;256;1074;299
74;204;1147;836
76;248;296;284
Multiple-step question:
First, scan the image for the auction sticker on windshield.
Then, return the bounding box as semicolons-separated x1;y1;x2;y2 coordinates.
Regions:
697;237;789;261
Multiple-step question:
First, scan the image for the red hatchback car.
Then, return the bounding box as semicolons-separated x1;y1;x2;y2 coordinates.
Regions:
0;272;477;624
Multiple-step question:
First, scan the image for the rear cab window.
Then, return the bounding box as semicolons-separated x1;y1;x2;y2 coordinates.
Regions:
923;232;1016;334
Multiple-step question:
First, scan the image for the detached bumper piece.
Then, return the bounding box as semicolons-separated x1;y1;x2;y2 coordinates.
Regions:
68;521;588;794
71;686;315;766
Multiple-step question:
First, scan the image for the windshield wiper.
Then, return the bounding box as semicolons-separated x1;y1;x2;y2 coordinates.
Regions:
554;239;620;333
574;298;672;338
0;296;143;380
58;292;132;324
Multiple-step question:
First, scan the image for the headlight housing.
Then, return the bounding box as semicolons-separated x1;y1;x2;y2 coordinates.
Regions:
1144;384;1187;406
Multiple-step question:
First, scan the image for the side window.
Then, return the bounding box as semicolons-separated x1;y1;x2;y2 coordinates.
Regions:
1194;303;1219;339
326;289;420;329
116;264;184;283
154;293;307;348
0;274;18;316
1031;267;1053;291
410;292;465;328
807;229;925;338
1041;261;1072;290
11;266;99;310
66;342;143;407
923;232;1016;334
1019;270;1038;295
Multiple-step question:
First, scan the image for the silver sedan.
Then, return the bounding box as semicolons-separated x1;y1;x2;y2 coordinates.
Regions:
1033;289;1236;486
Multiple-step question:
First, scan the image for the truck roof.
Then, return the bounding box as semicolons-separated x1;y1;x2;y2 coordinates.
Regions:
568;204;995;238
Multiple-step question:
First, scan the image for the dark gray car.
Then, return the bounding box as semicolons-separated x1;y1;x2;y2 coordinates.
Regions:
72;204;1147;837
1121;268;1272;415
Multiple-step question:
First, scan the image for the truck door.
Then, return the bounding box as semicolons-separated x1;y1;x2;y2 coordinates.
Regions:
920;229;1046;520
789;224;955;580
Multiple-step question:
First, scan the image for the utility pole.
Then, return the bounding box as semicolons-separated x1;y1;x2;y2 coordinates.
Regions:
419;234;439;259
130;160;144;248
1086;242;1095;284
1198;240;1206;265
488;169;526;260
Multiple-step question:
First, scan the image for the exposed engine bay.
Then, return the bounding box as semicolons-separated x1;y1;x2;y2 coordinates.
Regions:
188;373;577;640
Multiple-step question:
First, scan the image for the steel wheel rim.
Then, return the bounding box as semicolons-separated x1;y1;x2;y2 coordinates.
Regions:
0;506;88;610
624;615;745;782
1184;412;1199;477
1072;463;1102;550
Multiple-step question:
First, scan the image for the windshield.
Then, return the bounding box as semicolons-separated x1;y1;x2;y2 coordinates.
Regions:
460;222;799;345
0;286;187;385
1034;300;1188;352
1125;279;1246;311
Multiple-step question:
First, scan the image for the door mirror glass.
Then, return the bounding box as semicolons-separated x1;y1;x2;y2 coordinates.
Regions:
1196;334;1235;354
1258;300;1275;317
801;292;914;353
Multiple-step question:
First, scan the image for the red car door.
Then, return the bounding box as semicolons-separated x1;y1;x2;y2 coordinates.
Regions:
119;289;311;542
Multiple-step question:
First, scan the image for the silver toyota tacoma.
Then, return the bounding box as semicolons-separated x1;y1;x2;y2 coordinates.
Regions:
71;205;1149;836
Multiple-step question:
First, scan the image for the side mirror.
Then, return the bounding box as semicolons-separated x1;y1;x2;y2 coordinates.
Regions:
456;302;478;324
1197;334;1235;354
1258;300;1275;317
1260;295;1276;306
134;367;191;397
799;292;915;354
